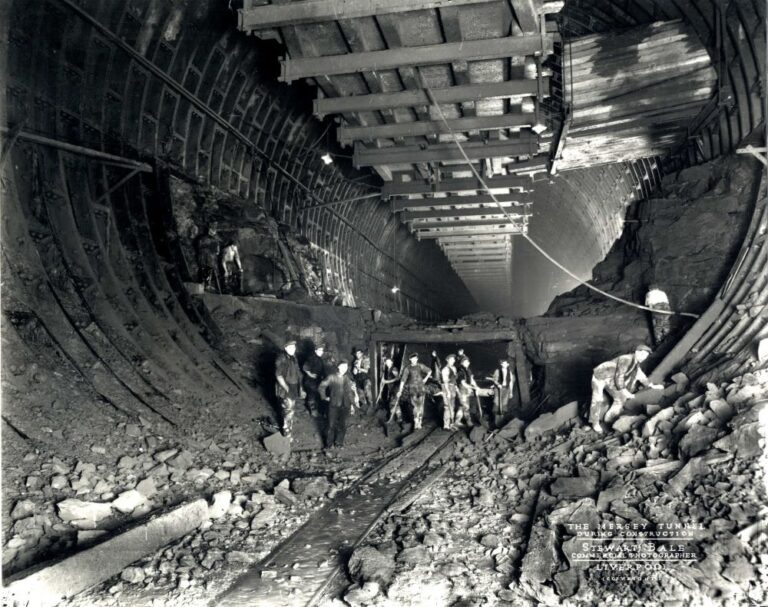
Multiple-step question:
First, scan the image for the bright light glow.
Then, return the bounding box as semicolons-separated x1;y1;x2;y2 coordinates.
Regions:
532;122;548;135
390;286;400;294
321;153;333;165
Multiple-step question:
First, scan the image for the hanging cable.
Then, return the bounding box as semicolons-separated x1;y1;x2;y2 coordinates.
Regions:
420;81;700;320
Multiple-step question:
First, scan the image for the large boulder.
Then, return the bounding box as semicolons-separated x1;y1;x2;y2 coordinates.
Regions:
57;499;113;529
347;546;395;587
524;401;579;440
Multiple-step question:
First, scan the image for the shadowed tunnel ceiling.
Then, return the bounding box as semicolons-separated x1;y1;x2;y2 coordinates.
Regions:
2;0;765;321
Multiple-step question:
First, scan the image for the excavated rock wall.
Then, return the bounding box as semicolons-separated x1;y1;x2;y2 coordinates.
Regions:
523;155;762;404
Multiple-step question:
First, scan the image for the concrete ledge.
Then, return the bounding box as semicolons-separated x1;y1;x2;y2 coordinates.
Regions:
3;499;209;607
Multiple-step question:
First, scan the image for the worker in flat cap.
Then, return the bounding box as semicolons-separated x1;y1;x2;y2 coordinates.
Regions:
302;342;327;419
396;352;432;431
440;353;459;430
588;344;664;432
274;338;303;439
318;359;359;449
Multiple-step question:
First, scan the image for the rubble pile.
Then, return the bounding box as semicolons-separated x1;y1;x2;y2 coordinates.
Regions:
64;475;343;606
329;370;767;606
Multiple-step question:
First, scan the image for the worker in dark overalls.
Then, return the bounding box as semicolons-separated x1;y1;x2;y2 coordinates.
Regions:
319;359;358;449
302;343;326;419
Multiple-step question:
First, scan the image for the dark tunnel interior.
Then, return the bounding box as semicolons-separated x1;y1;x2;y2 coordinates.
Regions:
1;0;766;605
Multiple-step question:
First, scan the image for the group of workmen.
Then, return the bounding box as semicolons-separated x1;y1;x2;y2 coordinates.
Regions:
273;338;670;449
273;341;519;449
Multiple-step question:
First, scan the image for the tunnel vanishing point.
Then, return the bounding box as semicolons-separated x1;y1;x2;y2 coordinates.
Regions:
1;1;767;606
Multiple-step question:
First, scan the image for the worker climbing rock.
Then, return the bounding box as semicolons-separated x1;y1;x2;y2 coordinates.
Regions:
351;348;373;413
318;359;358;449
645;284;672;346
488;358;515;428
196;223;221;292
220;239;243;295
440;353;459;430
396;352;432;431
302;343;326;419
274;339;303;439
588;344;663;432
456;356;481;427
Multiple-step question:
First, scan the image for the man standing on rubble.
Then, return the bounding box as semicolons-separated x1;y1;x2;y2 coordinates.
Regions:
440;353;459;430
456;355;481;427
381;356;402;422
588;344;664;432
352;348;373;413
319;359;358;449
488;358;515;428
302;343;326;419
396;352;432;431
196;223;221;292
275;339;303;439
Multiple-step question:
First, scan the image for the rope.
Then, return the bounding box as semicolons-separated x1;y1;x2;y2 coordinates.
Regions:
420;82;700;320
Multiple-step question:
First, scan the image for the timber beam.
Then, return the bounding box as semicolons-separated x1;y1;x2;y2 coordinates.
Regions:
413;218;527;229
416;228;524;239
383;173;532;197
315;79;546;117
356;136;541;167
402;206;528;221
393;194;531;211
280;34;556;82
338;113;535;144
239;0;498;30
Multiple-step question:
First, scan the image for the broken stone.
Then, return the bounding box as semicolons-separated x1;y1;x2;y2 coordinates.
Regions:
274;481;299;507
57;499;113;529
671;372;689;386
263;432;291;457
611;415;645;434
250;504;279;528
709;399;735;421
50;476;68;490
714;421;762;458
498;418;525;439
167;450;194;471
121;566;146;584
111;490;148;514
469;426;487;445
117;456;137;469
154;449;178;463
679;425;719;458
550;477;597;498
11;500;36;520
348;546;395;586
209;490;232;519
125;424;141;438
25;475;42;490
214;470;230;481
226;551;256;564
136;477;157;498
480;534;501;548
292;476;332;499
344;581;380;605
91;445;106;455
524;401;578;440
520;525;558;584
631;387;665;406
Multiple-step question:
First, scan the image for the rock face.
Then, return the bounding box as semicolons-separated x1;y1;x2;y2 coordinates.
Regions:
523;155;760;404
